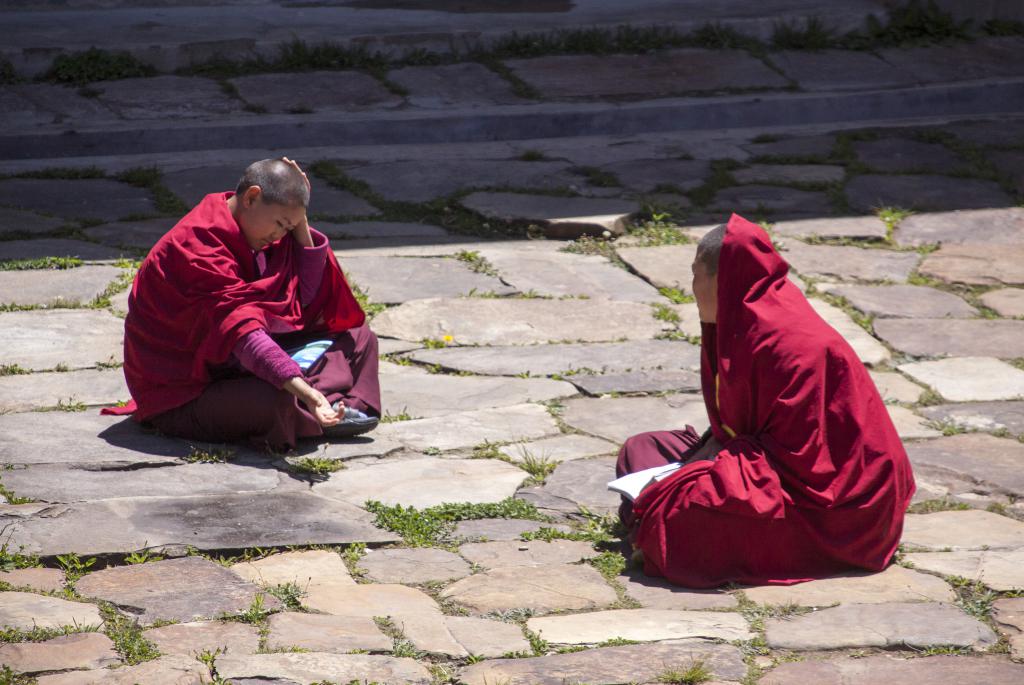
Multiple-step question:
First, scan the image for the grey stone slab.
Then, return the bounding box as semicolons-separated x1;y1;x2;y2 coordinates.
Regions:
569;369;702;396
0;265;123;308
765;601;996;650
359;547;471;584
407;339;701;377
499;434;616;464
230;71;402;113
869;370;924;404
597;159;708;193
993;598;1024;660
899;357;1024;402
6;491;397;557
441;563;616;614
616;570;737;610
880;37;1024;84
0;367;129;413
145;620;261;658
877;319;1024;358
75;557;280;625
808;299;891;367
524;456;620;516
744;134;836;161
772;215;888;240
711;184;832;217
944;118;1024;148
906;549;1024;593
743;565;955;606
0;238;130;263
372;298;668;345
895;207;1024;247
1;461;281;503
982;288;1024;317
0;592;102;632
0;632;118;675
340;255;515;304
478;248;662;301
317;435;404;461
266;612;391;654
902;510;1024;551
904;433;1024;499
10;83;118;126
0;87;60;129
823;283;976;318
991;149;1024;194
763;654;1024;684
461;192;638;239
0;178;155;222
0;207;66;236
562;394;709;444
445;615;531;658
161;164;244;208
919;244;1024;286
316;220;449;240
376;403;558;452
920;401;1024;437
93;75;243;119
888;404;941;439
314;457;526;509
459;539;596;569
780;240;919;282
0;309;123;370
229;549;355;591
84;217;172;250
343;160;575;203
0;567;64;593
854;138;965;174
506;49;788;99
461;640;747;685
388;62;525;107
616;244;697;293
307;183;382;219
36;654;208;685
846;174;1014;213
453;518;571;541
772;49;917;91
529;608;752;644
216;653;431;685
732;163;845;185
383;371;574;419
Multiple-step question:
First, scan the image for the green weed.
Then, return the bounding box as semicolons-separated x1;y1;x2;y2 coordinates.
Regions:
0;544;40;572
574;166;620;188
859;0;971;48
0;665;36;684
625;213;692;247
907;498;971;514
652;303;682;324
0;257;83;271
518;150;548;162
364;498;545;547
949;576;997;619
982;19;1024;37
235;593;273;624
518;450;558;485
124;549;164;565
655;659;713;684
589;550;627;580
44;48;156;85
291;456;345;476
658;287;694;304
99;603;160;664
351;282;387;319
380;408;413;423
455;250;499;277
266;582;306;611
0;476;34;505
771;17;836;50
341;542;367;578
0;364;30;376
183;445;234;464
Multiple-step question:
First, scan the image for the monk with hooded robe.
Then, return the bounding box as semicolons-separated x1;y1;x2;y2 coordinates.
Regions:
104;158;380;451
616;214;915;588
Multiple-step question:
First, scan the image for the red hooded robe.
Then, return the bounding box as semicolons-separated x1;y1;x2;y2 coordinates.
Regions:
632;214;915;587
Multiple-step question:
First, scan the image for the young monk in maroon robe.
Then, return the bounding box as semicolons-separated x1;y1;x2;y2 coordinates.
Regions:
616;214;916;588
104;158;380;451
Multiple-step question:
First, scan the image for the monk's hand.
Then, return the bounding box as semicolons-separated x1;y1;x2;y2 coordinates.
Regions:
284;377;340;427
281;156;311;191
291;212;314;248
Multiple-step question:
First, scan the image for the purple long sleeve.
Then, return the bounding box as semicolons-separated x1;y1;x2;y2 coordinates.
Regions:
298;227;330;306
234;329;302;388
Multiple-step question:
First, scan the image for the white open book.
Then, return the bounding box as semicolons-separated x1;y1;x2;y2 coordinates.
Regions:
607;462;683;502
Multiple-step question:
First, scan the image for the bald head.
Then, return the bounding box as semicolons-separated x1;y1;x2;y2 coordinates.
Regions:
236;159;310;208
695;223;727;276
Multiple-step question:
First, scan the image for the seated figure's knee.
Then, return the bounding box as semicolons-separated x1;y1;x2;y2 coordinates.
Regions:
621;432;659;455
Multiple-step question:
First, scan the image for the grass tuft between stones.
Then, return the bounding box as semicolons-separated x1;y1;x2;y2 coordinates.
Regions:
364;497;546;547
99;602;160;665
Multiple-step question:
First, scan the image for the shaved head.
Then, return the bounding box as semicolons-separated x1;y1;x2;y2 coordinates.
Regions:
695;224;727;276
236;159;310;208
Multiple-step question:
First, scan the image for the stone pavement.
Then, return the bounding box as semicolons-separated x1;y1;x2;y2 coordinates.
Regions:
3;4;1024;682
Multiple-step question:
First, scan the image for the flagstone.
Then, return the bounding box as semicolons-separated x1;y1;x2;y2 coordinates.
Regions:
388;62;525;107
445;615;531;658
846;174;1013;213
894;207;1024;247
0;567;64;593
945;118;1024;147
317;435;404;461
93;76;241;120
441;563;616;613
358;547;471;584
710;185;832;217
918;244;1024;286
615;244;698;293
407;339;701;377
0;178;156;222
991;149;1024;194
744;134;836;160
887;404;941;439
452;518;573;541
381;370;574;419
897;356;1024;403
83;218;172;250
528;608;752;644
919;401;1024;437
216;652;431;685
460;192;638;239
904;433;1024;499
743;565;955;606
317;220;449;240
853;138;964;174
144;620;261;657
0;207;66;236
460;640;747;685
981;288;1024;317
993;598;1024;659
879;320;1024;358
902;510;1024;551
36;654;209;685
905;549;1024;592
0;632;118;674
762;654;1024;684
230;71;401;113
499;434;616;464
821;284;976;318
768;603;996;651
616;571;738;610
314;457;527;509
771;49;917;91
732;164;845;185
567;369;702;396
159;164;242;208
75;557;280;625
6;491;397;557
0;238;128;262
869;370;924;404
597;159;708;193
266;612;391;653
339;255;515;304
459;539;596;569
0;367;129;413
880;36;1024;83
562;395;709;444
0;309;123;371
781;241;919;282
373;297;667;345
0;591;102;632
373;404;559;452
476;248;662;301
229;550;354;591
